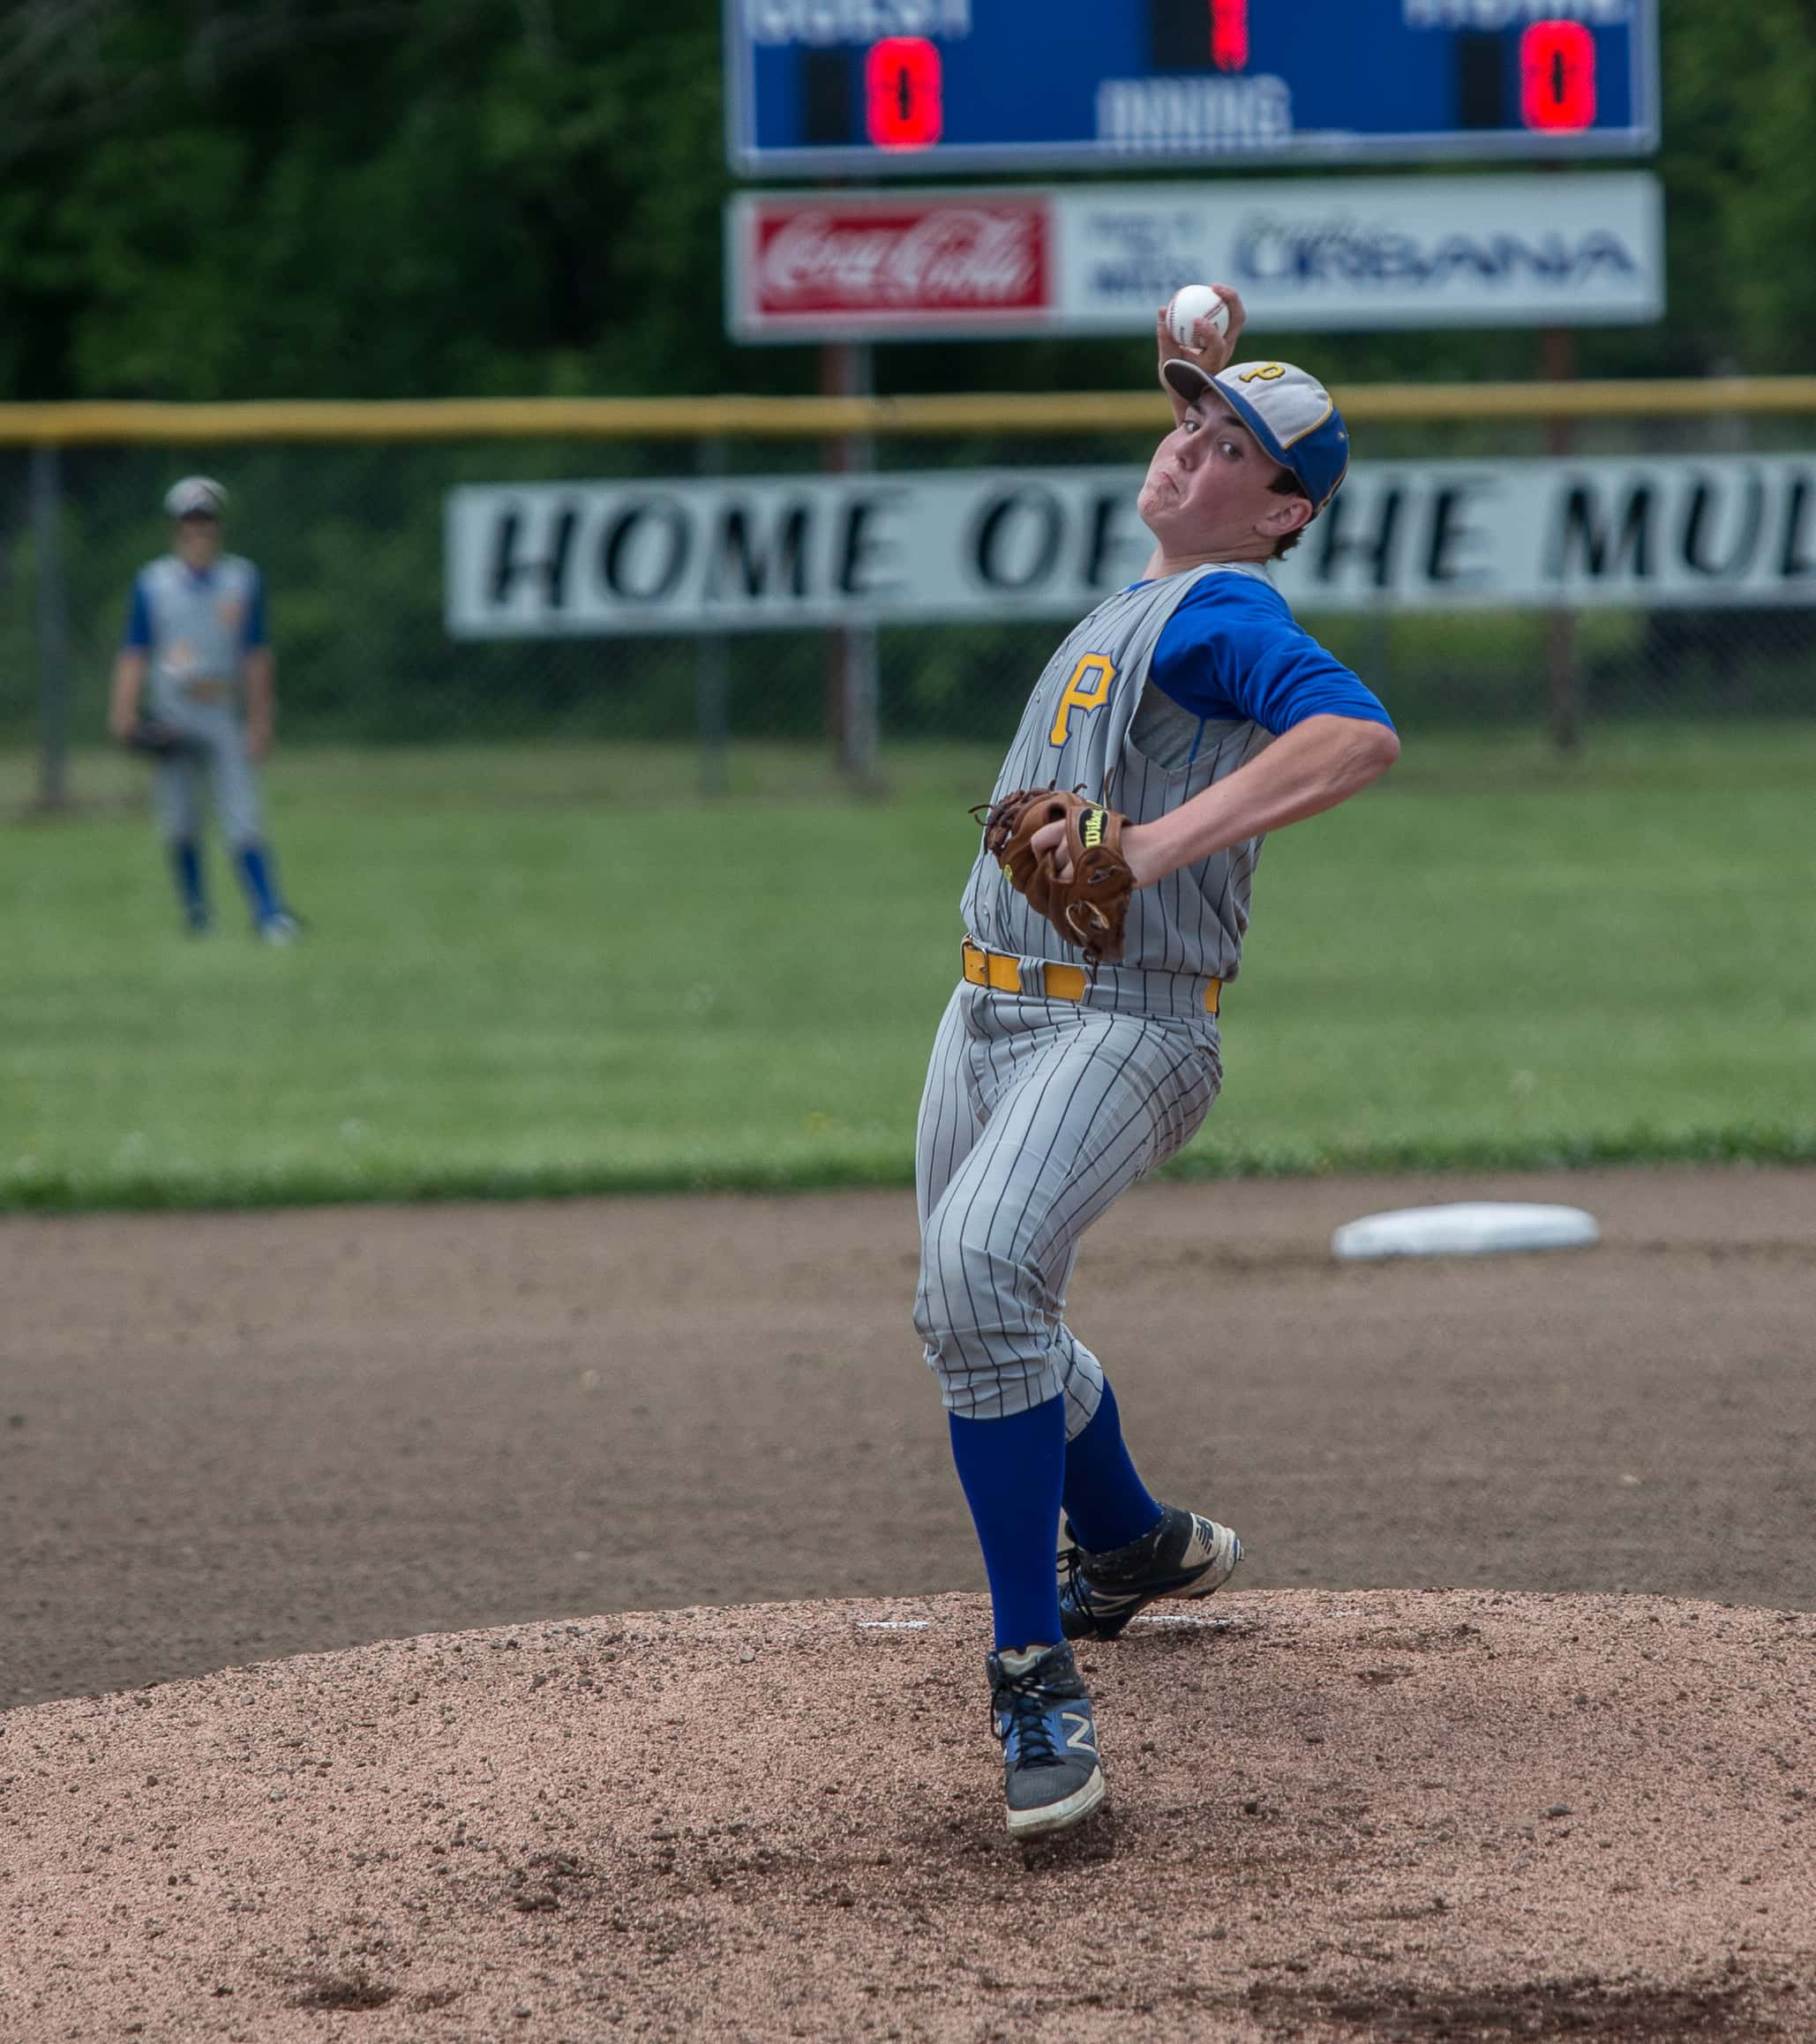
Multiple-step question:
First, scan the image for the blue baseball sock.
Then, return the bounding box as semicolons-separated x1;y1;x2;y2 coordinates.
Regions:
948;1397;1067;1651
234;842;281;924
1061;1377;1164;1556
169;840;206;920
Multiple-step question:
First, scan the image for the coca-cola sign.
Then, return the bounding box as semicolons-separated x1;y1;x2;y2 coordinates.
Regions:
735;195;1053;333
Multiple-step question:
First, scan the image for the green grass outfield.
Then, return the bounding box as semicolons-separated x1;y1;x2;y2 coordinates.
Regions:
4;726;1813;1213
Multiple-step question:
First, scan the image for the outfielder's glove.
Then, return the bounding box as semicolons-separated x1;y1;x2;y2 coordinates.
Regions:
972;785;1138;965
119;718;200;760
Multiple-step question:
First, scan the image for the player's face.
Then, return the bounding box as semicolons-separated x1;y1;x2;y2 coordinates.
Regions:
1137;401;1309;558
174;513;223;566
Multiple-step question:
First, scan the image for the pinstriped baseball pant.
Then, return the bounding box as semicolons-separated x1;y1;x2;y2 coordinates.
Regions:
151;708;265;848
913;981;1223;1431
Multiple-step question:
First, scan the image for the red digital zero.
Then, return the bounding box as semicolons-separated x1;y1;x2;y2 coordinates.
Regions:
866;37;943;150
1520;19;1596;131
1210;0;1249;72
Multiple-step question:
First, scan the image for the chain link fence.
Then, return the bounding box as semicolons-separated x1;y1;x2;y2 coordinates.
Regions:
4;402;1814;805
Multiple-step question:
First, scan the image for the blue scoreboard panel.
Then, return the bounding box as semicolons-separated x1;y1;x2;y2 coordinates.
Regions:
726;1;1658;176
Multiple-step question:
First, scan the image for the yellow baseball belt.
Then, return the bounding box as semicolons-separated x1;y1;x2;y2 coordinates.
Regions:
960;939;1220;1015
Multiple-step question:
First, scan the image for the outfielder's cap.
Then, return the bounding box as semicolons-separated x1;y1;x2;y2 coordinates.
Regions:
163;475;228;519
1161;357;1349;513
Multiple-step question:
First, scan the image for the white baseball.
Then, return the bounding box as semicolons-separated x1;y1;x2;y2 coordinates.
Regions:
1167;284;1230;348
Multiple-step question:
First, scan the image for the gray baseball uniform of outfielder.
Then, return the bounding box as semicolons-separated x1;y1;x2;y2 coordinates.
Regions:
131;551;267;847
914;564;1280;1432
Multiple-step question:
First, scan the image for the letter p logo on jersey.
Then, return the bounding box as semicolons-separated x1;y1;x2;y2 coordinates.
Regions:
1049;655;1116;746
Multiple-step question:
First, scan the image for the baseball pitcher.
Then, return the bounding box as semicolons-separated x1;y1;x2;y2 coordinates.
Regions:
108;476;301;942
915;289;1400;1838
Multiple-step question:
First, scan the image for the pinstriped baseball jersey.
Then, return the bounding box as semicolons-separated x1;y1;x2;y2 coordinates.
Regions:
135;554;264;718
962;563;1278;985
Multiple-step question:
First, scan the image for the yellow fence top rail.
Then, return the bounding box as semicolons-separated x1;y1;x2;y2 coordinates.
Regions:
2;379;1816;444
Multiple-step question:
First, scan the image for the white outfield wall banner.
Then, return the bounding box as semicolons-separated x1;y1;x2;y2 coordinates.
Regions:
724;173;1664;341
444;454;1816;640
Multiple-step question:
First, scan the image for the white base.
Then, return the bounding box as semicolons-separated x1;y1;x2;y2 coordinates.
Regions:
1332;1201;1601;1262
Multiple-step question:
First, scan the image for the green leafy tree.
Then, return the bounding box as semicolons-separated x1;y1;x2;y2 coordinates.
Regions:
1;3;1812;401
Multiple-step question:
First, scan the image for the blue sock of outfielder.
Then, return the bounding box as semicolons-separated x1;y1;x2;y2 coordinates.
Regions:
1061;1377;1164;1555
234;842;281;924
169;840;206;921
948;1397;1067;1652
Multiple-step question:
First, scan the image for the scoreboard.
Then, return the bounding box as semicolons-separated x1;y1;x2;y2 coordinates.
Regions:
726;0;1658;176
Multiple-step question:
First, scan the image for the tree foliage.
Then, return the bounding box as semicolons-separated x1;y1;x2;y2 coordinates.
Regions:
0;0;731;399
0;1;1810;401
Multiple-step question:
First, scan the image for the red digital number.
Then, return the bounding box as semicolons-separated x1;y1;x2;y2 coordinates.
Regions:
1210;0;1249;72
866;37;942;151
1520;19;1596;131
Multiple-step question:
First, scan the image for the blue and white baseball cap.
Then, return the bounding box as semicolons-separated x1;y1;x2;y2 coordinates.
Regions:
1161;357;1350;513
163;475;228;519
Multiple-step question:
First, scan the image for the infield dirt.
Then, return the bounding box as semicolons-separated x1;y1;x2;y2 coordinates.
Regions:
3;1164;1814;2039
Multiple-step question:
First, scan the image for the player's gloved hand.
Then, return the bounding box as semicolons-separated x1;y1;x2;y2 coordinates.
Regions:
972;786;1140;966
118;717;200;760
1028;812;1167;890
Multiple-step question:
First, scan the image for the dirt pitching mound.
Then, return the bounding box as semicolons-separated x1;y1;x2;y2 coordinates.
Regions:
3;1590;1812;2043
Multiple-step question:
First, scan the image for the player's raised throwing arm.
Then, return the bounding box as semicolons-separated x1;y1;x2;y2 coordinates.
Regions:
1155;282;1247;426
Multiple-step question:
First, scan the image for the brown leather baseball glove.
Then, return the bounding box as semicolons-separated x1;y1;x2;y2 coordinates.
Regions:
972;786;1138;965
119;717;203;760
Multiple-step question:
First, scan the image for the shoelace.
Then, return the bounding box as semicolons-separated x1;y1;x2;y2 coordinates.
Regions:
991;1664;1063;1767
1056;1544;1105;1623
1061;1516;1179;1607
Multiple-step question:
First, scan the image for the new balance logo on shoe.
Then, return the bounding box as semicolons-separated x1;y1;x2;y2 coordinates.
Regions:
1062;1711;1098;1756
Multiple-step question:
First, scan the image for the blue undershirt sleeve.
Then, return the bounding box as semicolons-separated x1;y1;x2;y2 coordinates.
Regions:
1149;574;1394;735
244;569;268;651
121;574;152;652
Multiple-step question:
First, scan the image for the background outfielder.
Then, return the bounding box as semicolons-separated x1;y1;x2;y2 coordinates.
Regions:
108;476;300;942
914;291;1400;1839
